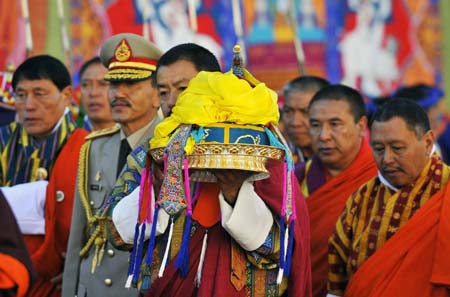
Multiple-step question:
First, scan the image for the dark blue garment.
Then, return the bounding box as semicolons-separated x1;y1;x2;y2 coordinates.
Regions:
437;123;450;164
0;107;15;126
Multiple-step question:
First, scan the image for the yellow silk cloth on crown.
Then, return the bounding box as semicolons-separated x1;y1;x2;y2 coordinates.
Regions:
150;70;280;151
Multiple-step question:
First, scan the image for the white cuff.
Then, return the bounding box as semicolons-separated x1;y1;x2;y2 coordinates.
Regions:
219;180;273;251
112;185;169;244
2;181;48;234
326;294;341;297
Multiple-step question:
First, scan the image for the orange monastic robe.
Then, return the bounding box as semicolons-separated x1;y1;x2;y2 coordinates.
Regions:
345;162;450;296
302;139;377;297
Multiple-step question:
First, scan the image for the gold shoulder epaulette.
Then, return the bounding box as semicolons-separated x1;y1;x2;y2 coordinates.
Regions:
85;125;120;140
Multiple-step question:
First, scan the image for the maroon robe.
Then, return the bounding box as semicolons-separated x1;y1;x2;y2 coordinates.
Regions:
144;160;312;297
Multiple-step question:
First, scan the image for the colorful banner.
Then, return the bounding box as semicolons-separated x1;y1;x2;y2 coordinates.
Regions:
326;0;443;98
0;0;444;98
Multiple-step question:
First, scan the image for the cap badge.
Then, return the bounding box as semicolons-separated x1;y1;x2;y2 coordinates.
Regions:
114;39;131;62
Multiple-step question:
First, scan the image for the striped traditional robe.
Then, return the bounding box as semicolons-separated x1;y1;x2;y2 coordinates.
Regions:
328;154;450;295
0;112;75;186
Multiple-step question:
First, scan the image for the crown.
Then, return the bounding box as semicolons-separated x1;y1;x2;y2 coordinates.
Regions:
150;123;285;182
149;44;288;181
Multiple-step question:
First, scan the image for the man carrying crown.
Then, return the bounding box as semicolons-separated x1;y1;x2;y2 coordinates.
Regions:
62;33;163;297
109;47;312;296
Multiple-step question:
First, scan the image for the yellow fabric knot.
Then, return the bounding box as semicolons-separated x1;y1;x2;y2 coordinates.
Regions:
150;70;279;151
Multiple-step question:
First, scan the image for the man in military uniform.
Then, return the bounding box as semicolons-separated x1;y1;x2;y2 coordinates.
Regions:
107;43;222;209
62;33;162;297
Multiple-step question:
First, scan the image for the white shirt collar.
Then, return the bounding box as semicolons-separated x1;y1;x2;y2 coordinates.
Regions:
51;107;70;134
378;144;437;193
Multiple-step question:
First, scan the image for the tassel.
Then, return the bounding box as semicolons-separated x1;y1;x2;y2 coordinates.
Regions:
284;220;295;276
139;168;147;208
277;161;288;284
144;204;160;264
163;153;168;174
277;225;289;284
141;206;160;290
174;158;193;277
140;265;152;292
282;168;296;277
174;214;192;277
195;230;208;288
131;223;147;287
125;274;132;289
290;170;297;220
97;239;106;267
283;170;296;276
281;162;288;217
125;223;141;288
158;217;175;277
147;169;154;223
91;241;99;274
141;275;151;292
130;166;151;287
277;216;286;284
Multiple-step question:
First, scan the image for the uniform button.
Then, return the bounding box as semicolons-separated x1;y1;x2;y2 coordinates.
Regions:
104;278;112;286
107;249;115;257
90;200;95;206
56;191;65;202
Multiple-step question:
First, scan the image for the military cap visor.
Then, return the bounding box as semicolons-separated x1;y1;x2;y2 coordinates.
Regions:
100;33;162;82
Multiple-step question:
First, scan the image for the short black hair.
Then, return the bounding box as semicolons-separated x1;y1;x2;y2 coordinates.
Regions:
156;43;221;72
283;75;329;99
308;84;366;122
79;57;102;79
370;97;430;137
12;55;71;91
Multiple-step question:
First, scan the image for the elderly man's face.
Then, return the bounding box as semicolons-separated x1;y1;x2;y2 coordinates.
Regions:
14;79;70;138
371;116;434;188
281;90;316;150
309;99;366;173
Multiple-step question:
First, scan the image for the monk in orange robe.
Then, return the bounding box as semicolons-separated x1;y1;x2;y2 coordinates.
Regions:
296;85;377;297
328;98;450;296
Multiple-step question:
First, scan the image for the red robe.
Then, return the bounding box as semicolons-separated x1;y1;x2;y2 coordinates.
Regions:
305;139;377;297
345;181;450;297
24;129;88;297
144;160;312;297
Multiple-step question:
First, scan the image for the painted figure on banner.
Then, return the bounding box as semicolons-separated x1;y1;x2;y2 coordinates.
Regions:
298;0;325;42
339;0;399;97
134;0;223;62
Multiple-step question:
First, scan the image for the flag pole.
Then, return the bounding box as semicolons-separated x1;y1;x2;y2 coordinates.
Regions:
20;0;33;57
231;0;247;65
142;1;151;40
187;0;198;33
287;0;306;75
56;0;71;69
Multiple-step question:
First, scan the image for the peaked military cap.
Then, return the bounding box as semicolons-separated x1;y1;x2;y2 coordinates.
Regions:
100;33;162;82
